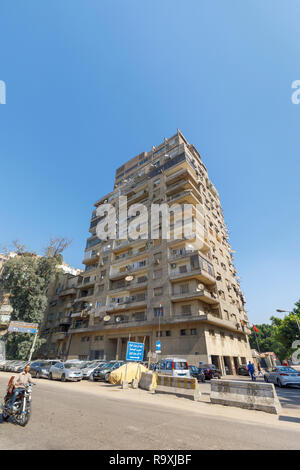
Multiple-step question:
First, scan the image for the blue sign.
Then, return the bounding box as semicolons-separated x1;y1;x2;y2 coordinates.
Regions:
8;321;38;334
126;342;144;362
156;340;161;352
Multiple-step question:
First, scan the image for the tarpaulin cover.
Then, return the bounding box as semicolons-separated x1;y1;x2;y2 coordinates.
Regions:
109;362;148;384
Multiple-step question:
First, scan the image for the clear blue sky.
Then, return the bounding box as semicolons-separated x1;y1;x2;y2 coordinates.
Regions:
1;1;299;324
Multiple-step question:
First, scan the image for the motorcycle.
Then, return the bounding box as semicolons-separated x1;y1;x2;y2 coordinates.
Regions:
1;383;34;426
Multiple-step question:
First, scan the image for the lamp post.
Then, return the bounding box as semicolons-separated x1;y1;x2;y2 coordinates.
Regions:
276;309;300;333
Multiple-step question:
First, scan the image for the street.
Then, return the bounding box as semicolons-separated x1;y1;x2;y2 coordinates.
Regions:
1;372;300;450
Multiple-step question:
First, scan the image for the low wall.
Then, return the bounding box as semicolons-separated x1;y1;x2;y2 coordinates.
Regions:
139;372;156;392
155;374;201;401
210;379;281;414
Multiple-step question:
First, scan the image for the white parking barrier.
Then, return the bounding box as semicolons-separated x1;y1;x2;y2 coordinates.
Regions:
155;374;201;401
210;379;281;414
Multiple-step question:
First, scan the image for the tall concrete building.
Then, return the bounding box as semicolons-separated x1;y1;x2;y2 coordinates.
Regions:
63;131;252;374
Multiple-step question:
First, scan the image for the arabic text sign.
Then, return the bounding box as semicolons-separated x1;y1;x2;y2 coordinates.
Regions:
8;321;38;334
126;342;144;362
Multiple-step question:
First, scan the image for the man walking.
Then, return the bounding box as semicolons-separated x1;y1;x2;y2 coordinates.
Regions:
247;361;256;381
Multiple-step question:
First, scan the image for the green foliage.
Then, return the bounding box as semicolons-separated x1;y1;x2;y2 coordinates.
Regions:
271;300;300;361
0;254;59;359
249;300;300;361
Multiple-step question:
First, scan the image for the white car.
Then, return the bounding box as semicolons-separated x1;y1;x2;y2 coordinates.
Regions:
264;366;300;388
49;362;83;382
155;357;191;378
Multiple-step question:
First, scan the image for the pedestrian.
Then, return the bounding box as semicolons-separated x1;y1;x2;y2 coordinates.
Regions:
247;361;256;381
257;363;263;377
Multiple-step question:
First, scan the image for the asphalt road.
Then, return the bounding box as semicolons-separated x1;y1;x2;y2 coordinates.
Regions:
1;373;300;450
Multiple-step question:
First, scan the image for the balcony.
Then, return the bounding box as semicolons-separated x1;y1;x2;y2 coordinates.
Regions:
109;277;148;293
51;331;68;341
59;288;77;297
171;288;219;305
106;294;147;312
167;189;201;206
110;262;147;280
169;264;215;285
127;188;149;204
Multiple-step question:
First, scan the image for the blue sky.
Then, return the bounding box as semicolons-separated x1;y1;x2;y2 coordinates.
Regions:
0;0;299;324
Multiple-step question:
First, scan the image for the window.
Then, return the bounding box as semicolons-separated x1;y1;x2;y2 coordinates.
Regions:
209;329;215;336
165;330;171;337
180;284;189;294
154;287;163;297
154;307;164;317
156;331;163;337
181;305;191;315
191;329;197;335
179;265;187;273
180;329;186;336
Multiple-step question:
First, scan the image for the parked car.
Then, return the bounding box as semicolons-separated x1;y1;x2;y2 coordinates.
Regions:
264;366;300;388
81;361;106;380
93;361;125;382
198;364;222;380
237;366;249;376
155;358;191;378
30;361;55;379
49;362;83;382
189;365;205;383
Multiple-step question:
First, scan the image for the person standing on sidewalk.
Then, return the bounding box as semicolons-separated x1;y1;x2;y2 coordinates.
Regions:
247;361;256;381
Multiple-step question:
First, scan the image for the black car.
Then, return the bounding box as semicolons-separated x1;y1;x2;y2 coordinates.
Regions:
189;365;205;383
237;366;249;376
198;364;222;380
93;361;124;382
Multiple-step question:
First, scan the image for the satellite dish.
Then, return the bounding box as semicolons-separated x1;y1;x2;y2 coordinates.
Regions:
197;283;205;291
125;275;134;281
103;315;111;322
115;316;121;323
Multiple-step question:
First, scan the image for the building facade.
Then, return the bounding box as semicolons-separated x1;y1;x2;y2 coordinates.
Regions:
43;131;252;374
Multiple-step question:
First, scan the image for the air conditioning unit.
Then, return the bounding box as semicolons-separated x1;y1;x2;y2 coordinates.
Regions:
171;263;177;269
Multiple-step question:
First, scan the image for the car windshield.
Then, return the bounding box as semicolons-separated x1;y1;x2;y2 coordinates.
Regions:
278;367;297;373
64;363;81;369
174;362;188;370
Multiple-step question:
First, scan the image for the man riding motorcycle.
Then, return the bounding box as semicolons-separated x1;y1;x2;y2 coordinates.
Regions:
8;364;36;411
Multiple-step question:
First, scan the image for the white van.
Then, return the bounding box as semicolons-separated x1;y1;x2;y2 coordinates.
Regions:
156;357;191;378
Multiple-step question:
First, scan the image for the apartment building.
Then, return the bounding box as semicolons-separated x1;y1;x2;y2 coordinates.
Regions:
60;130;252;374
39;267;83;359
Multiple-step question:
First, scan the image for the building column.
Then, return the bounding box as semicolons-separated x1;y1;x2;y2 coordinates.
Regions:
116;337;121;360
218;356;226;376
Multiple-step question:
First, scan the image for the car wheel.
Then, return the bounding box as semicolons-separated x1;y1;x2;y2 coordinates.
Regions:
277;379;284;388
61;374;66;382
89;374;94;381
105;373;110;382
36;371;40;379
49;373;53;380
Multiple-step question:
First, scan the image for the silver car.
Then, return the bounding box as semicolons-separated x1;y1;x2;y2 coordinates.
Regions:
264;366;300;388
49;362;83;382
81;361;106;380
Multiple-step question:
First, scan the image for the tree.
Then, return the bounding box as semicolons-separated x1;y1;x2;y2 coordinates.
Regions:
248;323;285;359
43;237;72;260
0;238;72;359
270;300;300;361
